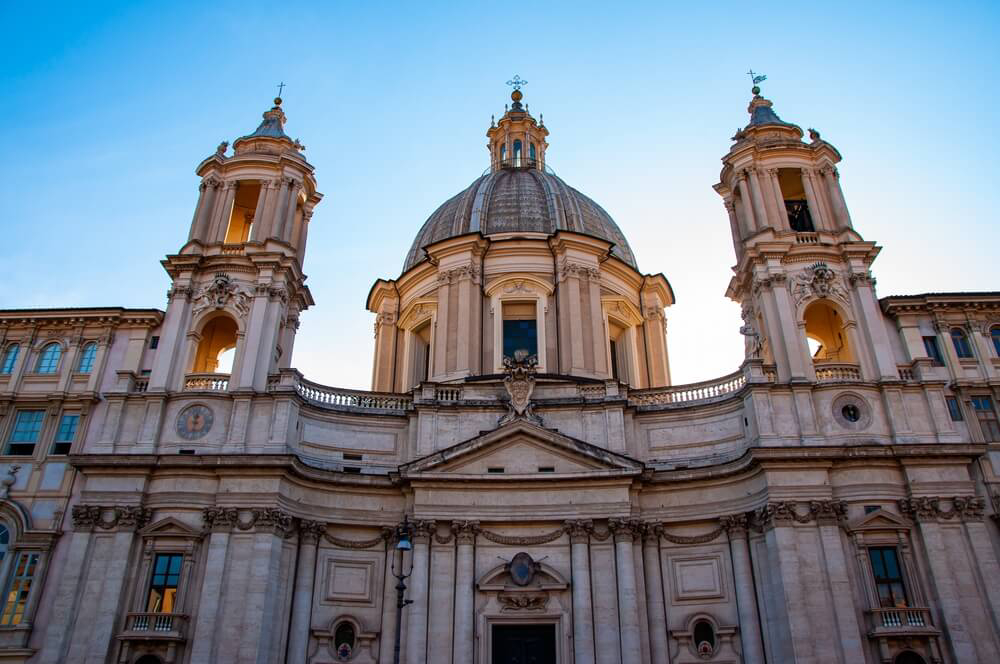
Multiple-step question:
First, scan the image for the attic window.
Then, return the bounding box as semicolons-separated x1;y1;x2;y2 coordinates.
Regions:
538;466;555;473
864;505;880;514
343;453;363;461
487;467;505;474
343;466;362;474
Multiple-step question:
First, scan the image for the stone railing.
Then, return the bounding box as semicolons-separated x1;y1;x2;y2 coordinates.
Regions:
183;373;230;391
814;363;862;382
294;377;412;411
121;612;189;638
435;386;462;402
897;365;916;381
132;378;149;393
630;370;746;407
220;244;245;255
866;607;933;634
795;232;820;244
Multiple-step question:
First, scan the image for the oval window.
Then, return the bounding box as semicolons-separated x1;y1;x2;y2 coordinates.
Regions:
334;620;356;660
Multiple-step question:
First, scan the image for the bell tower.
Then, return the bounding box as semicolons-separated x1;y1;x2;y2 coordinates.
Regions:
148;96;322;393
716;80;898;384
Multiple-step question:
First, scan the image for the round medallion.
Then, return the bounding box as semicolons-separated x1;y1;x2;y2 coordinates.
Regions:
832;393;871;430
177;404;213;440
509;551;536;586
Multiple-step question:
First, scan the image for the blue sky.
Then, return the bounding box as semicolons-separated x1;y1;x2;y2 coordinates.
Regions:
1;1;998;388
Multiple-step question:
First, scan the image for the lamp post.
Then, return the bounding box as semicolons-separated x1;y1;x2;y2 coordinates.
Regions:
391;515;414;664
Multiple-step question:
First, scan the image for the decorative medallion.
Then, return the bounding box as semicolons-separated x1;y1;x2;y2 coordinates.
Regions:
499;350;542;426
177;404;214;440
791;262;848;307
508;551;538;586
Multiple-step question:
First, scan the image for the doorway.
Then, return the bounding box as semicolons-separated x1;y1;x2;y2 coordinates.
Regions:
491;624;556;664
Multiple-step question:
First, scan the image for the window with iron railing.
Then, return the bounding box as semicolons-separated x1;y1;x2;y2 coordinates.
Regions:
146;553;182;613
869;546;908;608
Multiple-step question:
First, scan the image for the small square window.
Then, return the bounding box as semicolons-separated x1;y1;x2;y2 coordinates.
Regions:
51;414;79;455
6;411;44;456
946;397;963;422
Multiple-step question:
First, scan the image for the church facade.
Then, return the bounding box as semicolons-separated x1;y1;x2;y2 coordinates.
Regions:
1;84;999;664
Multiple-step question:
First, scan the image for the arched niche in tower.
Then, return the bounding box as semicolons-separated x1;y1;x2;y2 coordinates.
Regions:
192;314;239;374
803;299;854;364
224;181;262;244
776;168;815;232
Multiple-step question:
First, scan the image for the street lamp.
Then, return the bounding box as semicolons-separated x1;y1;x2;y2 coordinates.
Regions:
391;515;414;664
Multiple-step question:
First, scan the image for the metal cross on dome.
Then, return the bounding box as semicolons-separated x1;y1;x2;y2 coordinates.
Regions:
276;81;286;97
506;75;528;92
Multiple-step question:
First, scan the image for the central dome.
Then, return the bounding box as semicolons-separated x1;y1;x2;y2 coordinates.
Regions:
403;168;638;272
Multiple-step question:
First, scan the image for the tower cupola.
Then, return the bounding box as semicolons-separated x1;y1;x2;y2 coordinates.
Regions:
486;76;549;172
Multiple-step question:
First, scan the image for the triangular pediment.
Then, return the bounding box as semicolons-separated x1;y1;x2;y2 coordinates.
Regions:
140;517;202;538
399;420;644;479
847;508;910;533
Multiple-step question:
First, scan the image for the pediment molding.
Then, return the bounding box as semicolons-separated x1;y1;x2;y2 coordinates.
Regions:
846;508;910;533
398;420;644;479
139;516;202;538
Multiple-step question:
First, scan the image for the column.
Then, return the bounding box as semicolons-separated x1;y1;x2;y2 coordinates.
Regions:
405;521;432;664
187;182;209;241
287;520;323;663
724;201;743;257
641;526;668;664
814;506;866;662
38;526;93;663
736;173;757;232
452;522;478;664
212;181;238;243
766;168;791;229
567;521;596;664
610;520;642;663
721;515;765;664
249;180;271;242
800;169;826;231
747;168;771;229
280;180;302;243
190;509;238;662
822;167;851;228
270;178;292;240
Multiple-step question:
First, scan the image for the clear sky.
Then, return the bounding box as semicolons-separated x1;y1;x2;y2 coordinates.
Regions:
1;1;998;389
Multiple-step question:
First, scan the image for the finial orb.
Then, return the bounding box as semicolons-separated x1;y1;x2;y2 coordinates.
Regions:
511;89;523;102
274;97;283;106
751;85;760;96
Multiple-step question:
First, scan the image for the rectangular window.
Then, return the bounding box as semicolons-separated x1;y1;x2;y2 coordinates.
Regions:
51;414;79;455
502;320;537;359
0;552;39;626
146;553;183;613
149;336;160;349
946;396;963;421
5;411;45;456
971;396;1000;441
922;336;943;365
868;546;908;608
0;346;18;374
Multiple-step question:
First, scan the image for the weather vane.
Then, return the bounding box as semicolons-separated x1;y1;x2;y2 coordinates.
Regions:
506;75;528;92
746;70;766;95
276;81;286;98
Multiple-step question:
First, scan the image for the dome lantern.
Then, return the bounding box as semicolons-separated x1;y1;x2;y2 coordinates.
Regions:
487;76;549;172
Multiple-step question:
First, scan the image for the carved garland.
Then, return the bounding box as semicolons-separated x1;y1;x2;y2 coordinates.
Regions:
478;527;567;546
72;504;152;531
899;496;985;522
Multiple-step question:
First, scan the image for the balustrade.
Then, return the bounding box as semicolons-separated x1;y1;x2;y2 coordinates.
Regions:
291;377;412;411
813;363;862;382
121;612;188;638
183;373;230;391
630;370;746;407
866;607;933;634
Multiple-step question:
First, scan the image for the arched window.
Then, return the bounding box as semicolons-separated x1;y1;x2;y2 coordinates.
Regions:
224;180;261;244
693;620;716;656
804;300;854;363
894;651;928;664
513;140;522;167
951;327;974;359
334;620;356;659
0;345;18;374
530;142;537;163
77;342;97;373
500;144;506;163
35;343;61;374
991;326;1000;357
192;316;238;374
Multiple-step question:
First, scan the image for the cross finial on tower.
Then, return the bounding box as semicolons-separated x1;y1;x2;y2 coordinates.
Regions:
277;81;286;98
506;75;527;92
746;70;767;95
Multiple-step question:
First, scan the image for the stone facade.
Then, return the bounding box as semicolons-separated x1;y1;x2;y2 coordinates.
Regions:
0;87;999;664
